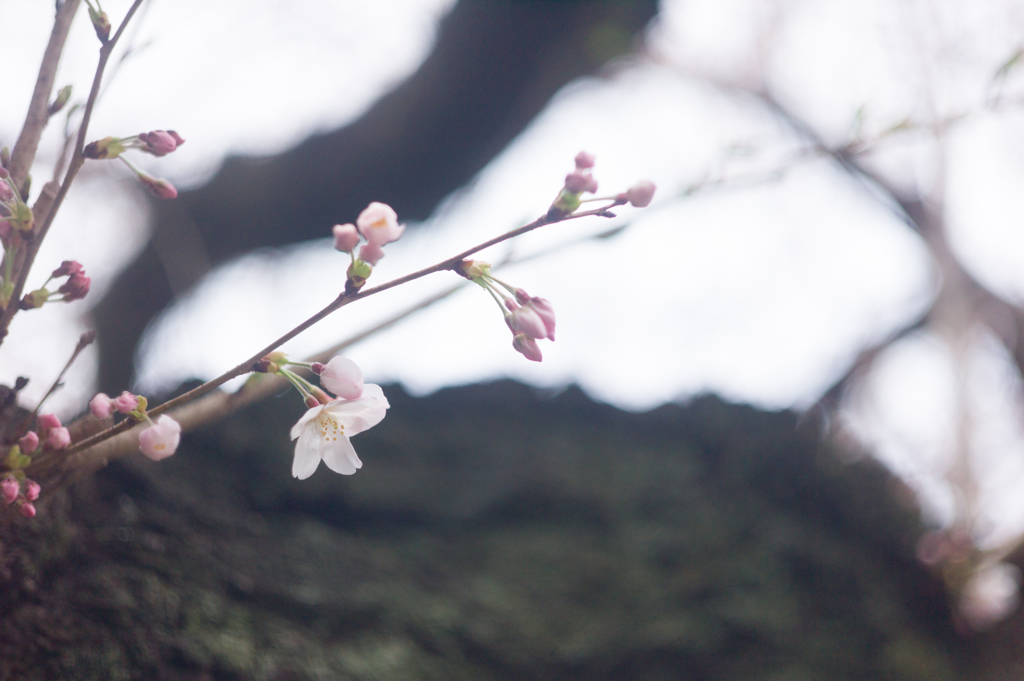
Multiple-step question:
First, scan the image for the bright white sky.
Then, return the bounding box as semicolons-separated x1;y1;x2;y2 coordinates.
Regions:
5;0;1024;546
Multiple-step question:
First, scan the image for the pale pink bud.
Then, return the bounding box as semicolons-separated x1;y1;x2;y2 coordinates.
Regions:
138;173;178;199
47;427;71;450
139;130;181;156
0;180;13;202
514;288;531;305
332;223;361;253
52;260;84;278
310;362;325;375
58;272;91;301
574;151;596;169
564;172;591;194
512;333;543;362
356;202;404;246
359;242;385;266
37;413;61;434
960;563;1021;630
19;501;36;518
508;305;547;340
2;478;19;505
526;297;555;341
167;130;185;146
24;480;40;502
625;180;656;207
113;391;138;414
18;431;39;454
319;356;364;400
90;393;115;419
139;415;181;461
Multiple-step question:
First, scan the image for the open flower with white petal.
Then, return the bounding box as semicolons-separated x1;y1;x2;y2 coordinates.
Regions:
290;384;389;479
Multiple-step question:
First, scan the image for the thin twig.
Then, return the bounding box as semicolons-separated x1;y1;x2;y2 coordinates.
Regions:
0;0;147;344
32;330;97;419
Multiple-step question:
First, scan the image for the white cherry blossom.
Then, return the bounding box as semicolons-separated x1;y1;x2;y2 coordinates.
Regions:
290;384;389;479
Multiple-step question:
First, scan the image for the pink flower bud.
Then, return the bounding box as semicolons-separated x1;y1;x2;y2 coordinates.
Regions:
24;480;40;502
319;356;364;400
139;415;181;461
37;413;61;434
332;223;361;253
625;180;656;208
52;260;84;278
47;427;71;450
90;393;115;419
359;242;385;266
58;272;91;301
512;333;543;362
508;305;547;340
311;362;325;375
574;151;596;169
19;501;36;518
2;478;19;505
304;395;321;409
113;391;139;413
167;130;185;146
139;130;182;156
0;180;13;202
18;431;39;453
356;202;404;246
526;297;556;341
138;173;178;199
514;288;531;305
564;172;591;194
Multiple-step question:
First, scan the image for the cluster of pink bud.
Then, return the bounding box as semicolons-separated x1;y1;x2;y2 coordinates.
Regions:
83;130;183;200
90;390;142;419
38;413;70;450
2;476;39;517
457;260;556;362
547;152;657;218
89;390;181;461
19;260;91;309
332;202;405;292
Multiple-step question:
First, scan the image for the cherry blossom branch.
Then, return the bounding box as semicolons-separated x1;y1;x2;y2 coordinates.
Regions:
59;204;618;460
0;0;146;344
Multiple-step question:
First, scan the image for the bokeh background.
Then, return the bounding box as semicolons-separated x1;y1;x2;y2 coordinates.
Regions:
5;0;1024;675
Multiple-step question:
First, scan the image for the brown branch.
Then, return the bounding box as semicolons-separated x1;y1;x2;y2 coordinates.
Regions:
7;0;82;190
0;0;146;344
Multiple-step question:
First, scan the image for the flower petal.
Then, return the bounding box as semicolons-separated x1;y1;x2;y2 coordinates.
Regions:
321;435;362;475
292;426;322;479
290;404;324;440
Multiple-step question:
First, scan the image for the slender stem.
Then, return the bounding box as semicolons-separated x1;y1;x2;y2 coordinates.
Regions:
32;331;96;418
0;0;146;344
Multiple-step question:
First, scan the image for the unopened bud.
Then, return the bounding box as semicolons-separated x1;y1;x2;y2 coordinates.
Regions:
83;136;125;160
18;431;39;454
332;223;361;253
358;242;385;266
49;85;73;116
138;130;183;157
0;179;13;202
88;5;111;42
58;273;91;301
137;173;178;199
574;151;596;169
19;501;37;518
52;260;84;278
304;395;320;409
24;480;40;502
2;478;19;505
624;180;656;208
512;333;543;362
311;362;325;375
